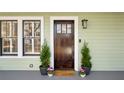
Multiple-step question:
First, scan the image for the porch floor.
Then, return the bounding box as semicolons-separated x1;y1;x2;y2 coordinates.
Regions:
0;71;124;80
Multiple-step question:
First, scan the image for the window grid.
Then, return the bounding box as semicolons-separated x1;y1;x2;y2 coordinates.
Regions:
56;23;72;34
23;20;41;55
0;20;18;55
0;17;43;57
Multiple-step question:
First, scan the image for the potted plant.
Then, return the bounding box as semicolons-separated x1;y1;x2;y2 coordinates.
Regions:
39;41;50;75
79;67;86;78
81;42;92;75
47;67;54;77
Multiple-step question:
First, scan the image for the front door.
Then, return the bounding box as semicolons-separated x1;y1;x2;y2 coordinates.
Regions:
54;20;74;70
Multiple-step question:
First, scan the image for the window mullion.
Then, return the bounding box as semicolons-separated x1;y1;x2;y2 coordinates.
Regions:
2;38;4;54
32;22;34;53
18;19;23;57
10;22;12;53
10;38;12;53
1;22;3;54
9;21;11;37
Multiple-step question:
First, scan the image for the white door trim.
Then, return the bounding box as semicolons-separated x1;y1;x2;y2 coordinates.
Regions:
50;16;78;71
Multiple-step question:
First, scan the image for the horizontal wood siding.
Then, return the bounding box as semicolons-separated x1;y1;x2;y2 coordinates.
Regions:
0;58;40;70
78;13;124;71
0;13;124;71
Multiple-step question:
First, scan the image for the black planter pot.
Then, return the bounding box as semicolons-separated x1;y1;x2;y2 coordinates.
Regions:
39;65;48;75
81;66;91;75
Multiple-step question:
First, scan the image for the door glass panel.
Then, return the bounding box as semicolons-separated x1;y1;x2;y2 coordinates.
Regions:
57;24;61;33
67;24;72;34
62;24;66;33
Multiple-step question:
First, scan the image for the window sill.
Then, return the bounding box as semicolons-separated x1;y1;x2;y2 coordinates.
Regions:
0;56;40;59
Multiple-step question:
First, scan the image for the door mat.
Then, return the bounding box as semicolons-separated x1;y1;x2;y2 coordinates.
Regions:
54;70;75;76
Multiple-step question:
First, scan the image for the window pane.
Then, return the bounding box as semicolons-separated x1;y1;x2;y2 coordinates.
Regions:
1;21;18;37
12;38;18;52
1;20;18;55
34;38;40;52
3;38;10;52
24;21;32;36
1;22;6;37
24;38;32;53
57;24;61;33
12;22;18;37
34;21;40;36
67;24;72;33
6;22;10;36
62;24;66;33
1;21;10;37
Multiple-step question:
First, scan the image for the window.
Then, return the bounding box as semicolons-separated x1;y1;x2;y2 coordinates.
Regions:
23;20;41;55
0;20;18;55
56;23;72;34
0;17;43;57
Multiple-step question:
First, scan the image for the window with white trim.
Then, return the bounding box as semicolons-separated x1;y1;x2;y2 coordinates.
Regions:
0;17;43;57
0;20;18;56
23;20;41;56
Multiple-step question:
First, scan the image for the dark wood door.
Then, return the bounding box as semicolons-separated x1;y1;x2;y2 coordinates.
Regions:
54;20;74;70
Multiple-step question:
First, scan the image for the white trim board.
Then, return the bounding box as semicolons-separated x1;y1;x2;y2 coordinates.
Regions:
0;16;44;58
50;16;79;71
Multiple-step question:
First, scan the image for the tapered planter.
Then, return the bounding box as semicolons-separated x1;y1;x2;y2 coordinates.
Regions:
39;65;47;75
81;66;91;75
84;67;91;75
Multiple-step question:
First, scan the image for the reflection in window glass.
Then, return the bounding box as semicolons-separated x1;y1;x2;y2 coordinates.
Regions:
24;21;32;36
24;38;32;53
34;22;40;36
12;22;18;37
23;20;41;55
1;22;6;37
6;22;10;36
3;38;10;52
34;38;40;52
12;38;18;52
1;20;18;54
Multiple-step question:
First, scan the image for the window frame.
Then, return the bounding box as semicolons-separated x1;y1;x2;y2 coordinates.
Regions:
1;20;18;55
0;16;44;58
23;20;41;56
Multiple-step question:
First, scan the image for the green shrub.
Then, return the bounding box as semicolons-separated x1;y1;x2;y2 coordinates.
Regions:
40;41;50;68
81;42;92;68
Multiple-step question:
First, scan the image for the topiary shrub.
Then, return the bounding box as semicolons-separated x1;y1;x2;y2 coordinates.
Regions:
40;41;50;68
81;42;92;68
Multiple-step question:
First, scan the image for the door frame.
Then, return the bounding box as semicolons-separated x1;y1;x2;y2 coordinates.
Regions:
50;16;78;71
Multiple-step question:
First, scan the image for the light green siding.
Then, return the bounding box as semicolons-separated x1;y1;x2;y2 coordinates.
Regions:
0;12;124;71
0;58;40;70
